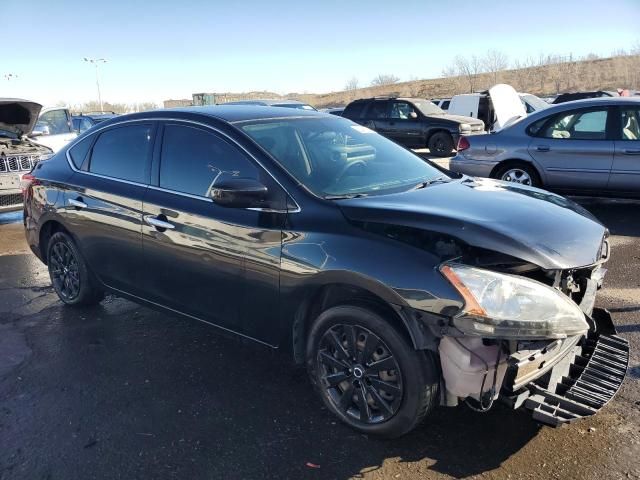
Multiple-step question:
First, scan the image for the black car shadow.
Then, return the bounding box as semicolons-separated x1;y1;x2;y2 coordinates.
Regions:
4;300;540;480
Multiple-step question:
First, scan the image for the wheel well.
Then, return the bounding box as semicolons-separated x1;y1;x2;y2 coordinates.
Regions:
39;221;68;264
490;159;542;184
426;129;452;144
291;283;414;364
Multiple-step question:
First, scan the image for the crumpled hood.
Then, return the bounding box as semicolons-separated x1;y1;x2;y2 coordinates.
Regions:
0;99;42;136
489;84;527;131
337;178;607;270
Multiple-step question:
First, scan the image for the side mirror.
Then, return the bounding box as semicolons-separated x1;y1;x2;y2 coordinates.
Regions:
210;178;268;208
408;111;418;119
31;123;50;137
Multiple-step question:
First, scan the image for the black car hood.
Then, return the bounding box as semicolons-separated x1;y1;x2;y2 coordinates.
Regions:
427;113;483;126
0;99;42;136
337;178;607;270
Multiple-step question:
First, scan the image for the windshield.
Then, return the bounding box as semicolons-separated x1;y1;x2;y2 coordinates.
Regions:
240;117;447;197
412;100;445;115
520;94;549;112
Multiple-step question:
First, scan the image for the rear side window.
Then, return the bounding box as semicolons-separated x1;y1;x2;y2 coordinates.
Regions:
342;102;366;119
68;135;93;168
89;124;152;183
366;101;389;119
159;124;259;197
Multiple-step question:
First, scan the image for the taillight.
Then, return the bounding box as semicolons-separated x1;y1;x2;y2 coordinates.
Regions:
457;136;470;152
21;173;39;194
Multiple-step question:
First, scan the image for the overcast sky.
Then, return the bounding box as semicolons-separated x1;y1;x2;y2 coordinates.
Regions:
3;0;639;106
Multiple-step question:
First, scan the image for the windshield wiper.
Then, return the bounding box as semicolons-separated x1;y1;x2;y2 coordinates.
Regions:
410;176;447;190
323;193;369;200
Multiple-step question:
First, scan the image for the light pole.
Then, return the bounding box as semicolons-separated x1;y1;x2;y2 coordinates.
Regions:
83;57;107;112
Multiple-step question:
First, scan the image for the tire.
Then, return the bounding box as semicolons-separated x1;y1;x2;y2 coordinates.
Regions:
47;231;104;306
306;305;439;438
493;162;541;188
428;131;454;157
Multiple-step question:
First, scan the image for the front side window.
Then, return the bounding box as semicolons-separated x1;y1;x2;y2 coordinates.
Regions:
37;109;72;135
540;108;609;140
89;124;152;183
159;124;259;197
621;108;640;141
241;117;447;198
390;102;418;120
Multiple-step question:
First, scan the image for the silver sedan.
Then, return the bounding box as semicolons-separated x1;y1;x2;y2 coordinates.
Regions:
450;97;640;196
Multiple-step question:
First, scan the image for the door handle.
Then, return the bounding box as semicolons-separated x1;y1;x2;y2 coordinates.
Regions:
536;145;551;152
68;198;87;209
622;149;640;155
144;215;175;231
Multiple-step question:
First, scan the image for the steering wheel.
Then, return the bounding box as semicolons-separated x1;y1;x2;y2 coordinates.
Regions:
335;160;367;183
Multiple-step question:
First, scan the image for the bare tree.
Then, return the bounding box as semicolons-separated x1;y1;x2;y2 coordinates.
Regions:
483;49;509;85
344;77;359;91
512;56;537;92
454;55;482;92
370;74;400;86
630;40;640;55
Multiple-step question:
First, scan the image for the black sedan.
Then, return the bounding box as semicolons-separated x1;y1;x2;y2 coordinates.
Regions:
24;106;627;438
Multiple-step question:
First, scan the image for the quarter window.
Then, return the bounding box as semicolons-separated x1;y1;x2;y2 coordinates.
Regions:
89;124;152;183
540;109;609;140
68;135;93;168
621;108;640;141
159;124;259;197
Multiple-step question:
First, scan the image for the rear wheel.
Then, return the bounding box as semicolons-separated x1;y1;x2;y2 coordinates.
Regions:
494;162;541;187
47;231;104;306
428;132;454;157
306;305;439;438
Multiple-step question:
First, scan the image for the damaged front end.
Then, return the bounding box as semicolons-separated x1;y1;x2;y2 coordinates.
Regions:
436;249;629;427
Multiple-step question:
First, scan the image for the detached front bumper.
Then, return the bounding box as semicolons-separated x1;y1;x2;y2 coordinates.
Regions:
504;308;629;426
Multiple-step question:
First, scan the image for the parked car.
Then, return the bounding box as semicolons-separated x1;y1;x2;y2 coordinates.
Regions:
342;97;484;156
29;106;77;152
223;99;316;110
552;91;618;104
320;107;345;116
24;106;627;438
0;99;53;212
72;111;119;134
431;98;451;110
450;97;640;197
447;85;548;131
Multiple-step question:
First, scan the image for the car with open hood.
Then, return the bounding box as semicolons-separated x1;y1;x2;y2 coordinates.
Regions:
341;97;484;157
29;106;77;152
23;105;627;438
0;99;54;212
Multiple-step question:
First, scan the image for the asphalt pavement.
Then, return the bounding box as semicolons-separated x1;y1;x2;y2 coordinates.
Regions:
0;197;638;480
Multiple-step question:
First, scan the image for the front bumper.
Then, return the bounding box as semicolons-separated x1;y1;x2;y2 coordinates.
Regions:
0;188;24;213
503;308;629;426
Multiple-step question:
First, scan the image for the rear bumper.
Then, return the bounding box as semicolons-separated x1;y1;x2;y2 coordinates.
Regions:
503;308;628;426
449;155;497;177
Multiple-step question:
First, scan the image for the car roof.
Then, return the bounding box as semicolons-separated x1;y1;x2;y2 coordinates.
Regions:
549;96;640;108
107;105;331;124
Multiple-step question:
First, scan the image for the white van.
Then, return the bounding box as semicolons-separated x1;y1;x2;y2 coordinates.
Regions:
29;107;77;152
447;85;547;131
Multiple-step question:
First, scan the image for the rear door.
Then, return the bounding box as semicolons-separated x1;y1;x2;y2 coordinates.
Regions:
141;121;287;344
528;106;614;190
385;101;424;148
609;105;640;192
64;121;154;295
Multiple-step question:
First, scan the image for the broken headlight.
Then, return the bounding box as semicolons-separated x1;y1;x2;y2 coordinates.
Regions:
441;264;589;339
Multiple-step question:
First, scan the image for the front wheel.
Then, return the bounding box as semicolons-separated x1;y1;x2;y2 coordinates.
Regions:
428;132;454;157
47;231;104;306
306;305;439;438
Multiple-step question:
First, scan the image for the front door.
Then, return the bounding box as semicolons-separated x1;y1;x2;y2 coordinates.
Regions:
141;122;286;345
609;106;640;192
386;101;423;148
528;106;614;190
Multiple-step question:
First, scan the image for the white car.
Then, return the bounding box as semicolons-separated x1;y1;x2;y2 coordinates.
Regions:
447;85;548;131
29;106;77;152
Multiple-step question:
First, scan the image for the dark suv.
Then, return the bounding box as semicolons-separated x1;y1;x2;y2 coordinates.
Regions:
342;97;484;156
24;106;627;438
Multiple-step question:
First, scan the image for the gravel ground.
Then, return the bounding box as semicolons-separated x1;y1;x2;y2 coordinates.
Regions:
0;197;638;480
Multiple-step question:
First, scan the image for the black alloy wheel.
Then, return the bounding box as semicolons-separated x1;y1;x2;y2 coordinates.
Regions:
317;324;403;424
49;240;80;301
